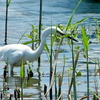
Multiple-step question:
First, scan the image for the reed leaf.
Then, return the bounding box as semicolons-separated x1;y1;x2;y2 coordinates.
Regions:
69;16;89;30
81;26;89;100
25;34;33;39
38;0;42;67
74;51;80;68
89;89;100;99
8;0;12;6
17;28;29;43
44;44;50;54
62;55;66;82
22;39;40;45
20;59;25;78
81;26;89;51
65;0;82;31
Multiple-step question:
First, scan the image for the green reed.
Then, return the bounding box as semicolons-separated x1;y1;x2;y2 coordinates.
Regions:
49;26;53;100
81;26;89;100
38;0;42;67
5;0;12;44
53;35;64;99
64;0;81;99
43;0;88;99
20;59;25;100
44;26;64;99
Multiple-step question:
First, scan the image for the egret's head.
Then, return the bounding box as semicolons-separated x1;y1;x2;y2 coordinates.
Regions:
42;26;63;37
41;26;78;42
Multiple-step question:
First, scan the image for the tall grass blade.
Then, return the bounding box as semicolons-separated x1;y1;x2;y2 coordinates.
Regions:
8;0;12;6
22;40;40;45
44;36;63;98
38;0;42;67
44;44;50;55
89;89;100;99
71;39;77;100
20;60;25;100
17;28;29;43
58;75;62;100
5;0;8;44
65;0;82;31
81;26;89;50
69;16;89;30
20;59;25;78
5;0;12;44
62;55;66;82
49;26;53;100
81;26;89;100
68;51;80;95
58;55;66;100
64;1;82;99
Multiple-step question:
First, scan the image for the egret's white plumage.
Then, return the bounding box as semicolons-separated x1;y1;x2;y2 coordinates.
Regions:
0;26;77;75
0;27;63;75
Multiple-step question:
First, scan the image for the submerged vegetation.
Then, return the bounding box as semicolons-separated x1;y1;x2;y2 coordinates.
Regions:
1;0;100;100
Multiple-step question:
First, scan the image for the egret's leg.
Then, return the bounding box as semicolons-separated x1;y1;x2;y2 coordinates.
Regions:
10;64;14;76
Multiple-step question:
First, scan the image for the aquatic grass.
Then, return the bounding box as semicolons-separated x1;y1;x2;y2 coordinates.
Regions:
64;0;89;33
29;25;39;49
43;2;89;97
58;55;66;100
63;0;89;98
38;0;43;67
93;19;100;43
58;75;62;100
5;0;12;45
81;26;89;100
20;59;25;100
93;64;99;100
43;26;64;99
22;39;40;45
17;25;40;45
70;31;77;100
17;28;29;44
20;59;25;78
49;26;53;100
43;26;55;99
89;89;100;100
5;0;8;45
52;30;64;100
48;26;60;99
62;55;66;81
68;51;80;95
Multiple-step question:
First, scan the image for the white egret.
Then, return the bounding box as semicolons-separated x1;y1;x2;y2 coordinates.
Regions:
0;26;77;75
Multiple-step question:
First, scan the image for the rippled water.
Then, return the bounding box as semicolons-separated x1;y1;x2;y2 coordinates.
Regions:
0;0;100;99
0;0;100;44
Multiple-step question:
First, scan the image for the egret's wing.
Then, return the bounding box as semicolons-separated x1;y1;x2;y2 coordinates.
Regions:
0;48;23;65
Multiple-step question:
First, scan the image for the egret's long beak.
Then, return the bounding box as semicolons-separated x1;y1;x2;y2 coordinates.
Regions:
59;32;78;42
67;36;78;42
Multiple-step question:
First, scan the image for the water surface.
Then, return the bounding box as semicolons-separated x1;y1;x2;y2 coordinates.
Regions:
0;0;100;99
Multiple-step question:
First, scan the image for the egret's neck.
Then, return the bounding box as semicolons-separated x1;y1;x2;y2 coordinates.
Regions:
34;38;46;59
